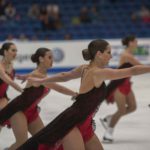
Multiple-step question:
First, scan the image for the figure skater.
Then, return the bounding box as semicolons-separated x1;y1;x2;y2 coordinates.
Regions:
0;42;23;131
100;35;144;142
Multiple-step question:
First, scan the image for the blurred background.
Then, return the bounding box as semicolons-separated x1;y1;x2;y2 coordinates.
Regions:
0;0;150;74
0;0;150;41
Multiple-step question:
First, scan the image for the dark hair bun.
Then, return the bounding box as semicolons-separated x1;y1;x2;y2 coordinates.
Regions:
82;49;92;61
122;38;128;46
31;54;38;63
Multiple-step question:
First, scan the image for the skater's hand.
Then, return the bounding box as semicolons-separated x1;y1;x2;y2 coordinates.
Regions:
71;92;78;101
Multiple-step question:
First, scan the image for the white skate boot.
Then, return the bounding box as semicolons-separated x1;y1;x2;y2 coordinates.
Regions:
100;115;112;129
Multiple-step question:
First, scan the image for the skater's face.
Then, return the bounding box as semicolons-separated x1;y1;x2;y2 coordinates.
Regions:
41;51;53;69
129;39;138;50
4;44;17;61
96;45;112;66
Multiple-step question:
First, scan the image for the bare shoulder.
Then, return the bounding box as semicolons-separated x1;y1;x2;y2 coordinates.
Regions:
25;71;47;88
79;64;89;70
121;51;141;65
120;51;130;59
70;64;88;76
30;70;46;78
120;52;133;63
92;67;108;87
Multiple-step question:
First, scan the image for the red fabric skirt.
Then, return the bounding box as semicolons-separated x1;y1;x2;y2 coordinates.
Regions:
107;79;132;103
38;114;94;150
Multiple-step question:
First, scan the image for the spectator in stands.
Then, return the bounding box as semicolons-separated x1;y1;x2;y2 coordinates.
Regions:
139;5;150;23
4;2;16;20
90;5;104;23
0;0;7;21
39;6;49;31
28;3;40;20
39;4;62;31
47;4;59;16
46;4;62;30
138;5;150;17
131;5;150;23
79;6;91;24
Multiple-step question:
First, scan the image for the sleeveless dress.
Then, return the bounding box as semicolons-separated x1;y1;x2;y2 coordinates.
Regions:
0;70;15;100
0;85;50;125
0;70;15;126
106;63;133;103
17;82;106;150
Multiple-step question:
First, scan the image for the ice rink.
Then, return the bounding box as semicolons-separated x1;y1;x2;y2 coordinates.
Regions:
0;74;150;150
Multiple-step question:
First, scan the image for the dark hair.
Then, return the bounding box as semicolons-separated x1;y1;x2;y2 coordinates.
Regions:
31;48;51;65
82;39;109;61
0;42;14;56
122;35;136;47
